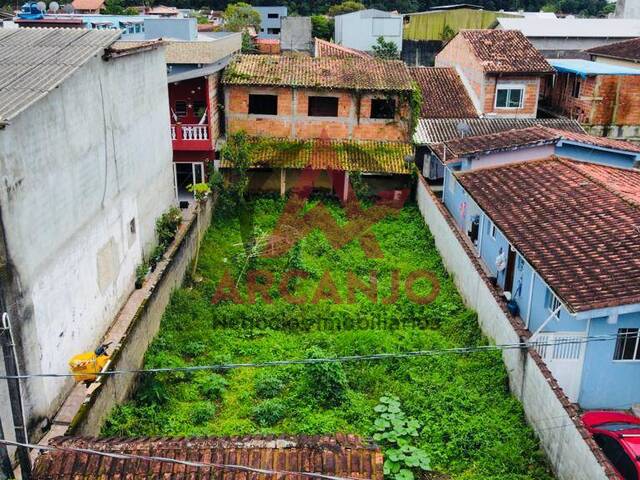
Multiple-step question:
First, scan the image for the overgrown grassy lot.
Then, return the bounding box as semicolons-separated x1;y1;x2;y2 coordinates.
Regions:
103;195;553;480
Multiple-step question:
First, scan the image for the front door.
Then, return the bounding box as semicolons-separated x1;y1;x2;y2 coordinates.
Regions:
173;162;205;202
504;247;517;293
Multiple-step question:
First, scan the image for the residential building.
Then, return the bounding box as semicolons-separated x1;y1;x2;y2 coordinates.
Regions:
542;59;640;141
495;17;640;58
586;37;640;69
409;66;479;119
435;29;553;118
147;5;181;17
71;0;103;14
615;0;640;18
402;8;519;66
428;125;640;179
442;157;640;408
413;117;584;179
161;28;241;201
32;435;384;479
0;28;175;441
280;16;312;52
334;9;402;53
223;54;414;142
255;6;287;39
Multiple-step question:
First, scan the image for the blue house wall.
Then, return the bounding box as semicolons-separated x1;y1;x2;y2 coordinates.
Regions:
555;142;640;169
442;164;640;409
580;311;640;409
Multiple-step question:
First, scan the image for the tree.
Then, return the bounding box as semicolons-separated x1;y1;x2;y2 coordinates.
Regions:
327;0;365;17
241;30;256;53
223;2;261;32
371;36;399;59
103;0;125;15
311;14;333;40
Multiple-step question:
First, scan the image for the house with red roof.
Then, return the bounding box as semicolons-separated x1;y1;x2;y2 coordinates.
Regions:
435;29;553;118
440;155;640;409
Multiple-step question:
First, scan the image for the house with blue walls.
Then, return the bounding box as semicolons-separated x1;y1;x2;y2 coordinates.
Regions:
425;125;640;180
255;6;287;39
442;156;640;409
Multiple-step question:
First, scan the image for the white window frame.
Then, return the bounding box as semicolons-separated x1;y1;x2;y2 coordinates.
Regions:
613;328;640;362
488;220;496;240
545;288;561;316
495;83;525;109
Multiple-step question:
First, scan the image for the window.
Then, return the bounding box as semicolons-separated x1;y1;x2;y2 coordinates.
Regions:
267;28;281;34
371;98;396;119
129;218;136;235
495;86;524;108
488;220;496;239
308;96;339;117
594;434;638;480
193;100;206;119
544;288;561;313
248;94;278;115
614;328;640;361
175;101;187;118
572;79;581;98
267;13;279;18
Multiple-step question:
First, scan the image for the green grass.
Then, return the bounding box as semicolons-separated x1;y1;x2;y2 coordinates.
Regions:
102;195;553;480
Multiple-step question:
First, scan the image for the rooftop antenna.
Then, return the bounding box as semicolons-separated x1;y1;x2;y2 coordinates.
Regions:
456;120;471;138
49;1;59;12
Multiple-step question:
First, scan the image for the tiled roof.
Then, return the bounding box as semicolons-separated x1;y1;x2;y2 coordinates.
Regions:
409;67;478;119
314;38;372;59
33;435;384;479
71;0;104;9
574;162;640;205
435;126;558;162
459;29;553;74
544;127;640;153
432;125;640;162
414;118;584;144
219;138;413;174
223;54;414;91
586;37;640;63
456;157;640;312
0;28;120;126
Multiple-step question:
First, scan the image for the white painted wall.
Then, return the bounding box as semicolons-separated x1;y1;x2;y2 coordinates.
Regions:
0;47;175;437
335;9;403;52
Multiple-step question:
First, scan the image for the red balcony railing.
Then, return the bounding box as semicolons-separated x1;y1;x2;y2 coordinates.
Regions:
171;123;213;151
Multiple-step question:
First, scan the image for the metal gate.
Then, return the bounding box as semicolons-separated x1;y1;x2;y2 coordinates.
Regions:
533;332;586;402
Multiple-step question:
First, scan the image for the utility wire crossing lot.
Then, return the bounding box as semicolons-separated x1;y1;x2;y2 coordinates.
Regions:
103;196;554;480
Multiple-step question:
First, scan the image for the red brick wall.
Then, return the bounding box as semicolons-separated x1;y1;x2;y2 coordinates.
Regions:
225;85;410;141
484;76;540;117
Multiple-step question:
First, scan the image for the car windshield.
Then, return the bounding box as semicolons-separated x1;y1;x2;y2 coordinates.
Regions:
596;422;640;432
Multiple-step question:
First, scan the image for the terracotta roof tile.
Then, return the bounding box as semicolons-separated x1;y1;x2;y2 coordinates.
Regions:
460;29;553;74
220;138;413;174
409;67;478;119
314;38;372;59
456;157;640;312
542;127;640;153
223;54;414;91
573;162;640;205
414;118;584;144
586;37;640;63
71;0;104;10
33;435;384;480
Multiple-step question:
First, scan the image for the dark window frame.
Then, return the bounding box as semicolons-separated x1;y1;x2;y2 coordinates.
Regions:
614;328;640;361
370;98;396;119
308;96;339;117
175;100;187;118
267;12;279;18
248;94;278;115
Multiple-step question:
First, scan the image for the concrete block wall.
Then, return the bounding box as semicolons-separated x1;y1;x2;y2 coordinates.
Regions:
415;176;617;480
225;85;410;141
68;198;213;436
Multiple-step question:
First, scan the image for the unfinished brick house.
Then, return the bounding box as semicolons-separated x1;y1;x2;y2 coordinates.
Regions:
435;30;553;118
542;59;640;141
222;54;415;142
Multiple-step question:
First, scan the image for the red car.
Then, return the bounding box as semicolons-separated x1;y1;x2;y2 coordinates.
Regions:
583;411;640;480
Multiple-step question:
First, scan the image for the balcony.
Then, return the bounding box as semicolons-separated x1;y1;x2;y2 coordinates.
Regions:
171;124;213;151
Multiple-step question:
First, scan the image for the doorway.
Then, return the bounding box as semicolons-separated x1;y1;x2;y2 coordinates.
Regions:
174;162;204;203
504;247;517;293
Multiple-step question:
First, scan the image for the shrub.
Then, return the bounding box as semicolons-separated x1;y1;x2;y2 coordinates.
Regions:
251;399;286;427
254;372;285;399
191;402;216;424
196;373;229;401
303;347;348;408
156;206;182;248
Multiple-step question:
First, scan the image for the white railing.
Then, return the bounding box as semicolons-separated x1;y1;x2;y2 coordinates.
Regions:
181;124;208;141
170;126;176;140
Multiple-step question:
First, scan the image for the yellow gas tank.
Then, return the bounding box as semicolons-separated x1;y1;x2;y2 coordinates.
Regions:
69;344;111;383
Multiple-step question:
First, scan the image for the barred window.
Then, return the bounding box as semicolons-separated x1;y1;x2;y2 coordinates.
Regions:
614;328;640;361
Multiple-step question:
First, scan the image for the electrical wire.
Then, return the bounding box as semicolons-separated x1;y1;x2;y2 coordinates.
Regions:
0;438;368;480
0;333;620;380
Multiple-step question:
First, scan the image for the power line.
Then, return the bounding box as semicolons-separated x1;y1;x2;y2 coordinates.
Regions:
0;333;620;380
0;438;367;480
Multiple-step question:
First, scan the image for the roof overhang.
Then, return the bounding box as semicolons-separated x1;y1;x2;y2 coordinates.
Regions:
167;54;233;82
